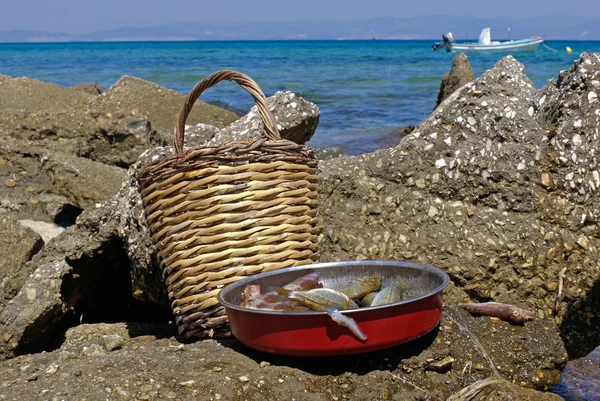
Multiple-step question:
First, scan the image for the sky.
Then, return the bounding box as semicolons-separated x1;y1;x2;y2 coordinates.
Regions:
1;0;599;34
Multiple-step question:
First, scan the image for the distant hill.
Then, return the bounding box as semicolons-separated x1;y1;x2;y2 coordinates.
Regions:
1;15;599;43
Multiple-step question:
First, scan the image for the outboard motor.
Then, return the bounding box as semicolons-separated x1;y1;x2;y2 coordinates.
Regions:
432;32;455;52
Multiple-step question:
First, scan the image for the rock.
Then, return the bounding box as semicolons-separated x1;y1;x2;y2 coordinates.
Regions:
42;151;127;210
67;82;104;95
0;307;566;400
435;53;475;107
91;76;239;142
0;215;43;310
206;91;319;146
470;381;564;400
0;200;170;360
118;148;170;305
317;55;600;359
183;123;221;149
551;345;600;401
0;137;126;223
0;74;95;114
17;220;65;243
0;74;241;169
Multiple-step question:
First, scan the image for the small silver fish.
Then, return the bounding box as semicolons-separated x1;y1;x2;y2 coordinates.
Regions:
360;291;379;307
335;276;382;300
273;287;358;311
283;272;322;291
371;279;407;306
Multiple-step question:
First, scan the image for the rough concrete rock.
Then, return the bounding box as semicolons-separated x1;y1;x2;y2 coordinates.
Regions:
0;137;126;223
91;76;239;141
207;91;319;146
17;220;65;243
471;382;564;400
183;123;221;148
118;147;170;305
42;151;127;210
0;74;95;113
317;55;600;359
0;200;131;360
0;74;240;169
435;53;474;107
551;345;600;400
0;307;567;400
67;82;104;95
0;215;43;310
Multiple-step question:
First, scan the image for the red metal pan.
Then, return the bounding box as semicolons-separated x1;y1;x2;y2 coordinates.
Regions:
218;260;449;356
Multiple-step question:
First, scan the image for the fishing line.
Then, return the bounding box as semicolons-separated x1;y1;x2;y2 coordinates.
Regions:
543;43;559;53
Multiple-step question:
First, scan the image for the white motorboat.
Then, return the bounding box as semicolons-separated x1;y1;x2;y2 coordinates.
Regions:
433;28;544;53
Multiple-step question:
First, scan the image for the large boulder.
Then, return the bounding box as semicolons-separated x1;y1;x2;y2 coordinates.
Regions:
435;53;474;107
90;76;239;140
318;55;600;358
0;215;43;310
0;307;566;399
206;91;320;146
0;200;170;360
530;53;600;356
0;137;126;223
0;74;240;168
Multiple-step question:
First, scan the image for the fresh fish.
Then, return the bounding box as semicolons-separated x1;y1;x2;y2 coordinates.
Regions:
283;272;322;291
371;279;407;306
240;284;262;308
459;302;536;325
335;276;382;300
239;284;293;311
360;291;379;307
325;307;367;341
289;305;311;312
273;287;358;311
244;298;293;311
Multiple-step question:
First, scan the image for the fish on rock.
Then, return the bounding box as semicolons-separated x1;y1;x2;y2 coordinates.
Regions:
459;302;536;325
334;276;382;300
273;287;358;311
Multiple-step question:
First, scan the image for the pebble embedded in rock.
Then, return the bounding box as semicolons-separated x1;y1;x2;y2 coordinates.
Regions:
101;334;125;352
428;356;455;372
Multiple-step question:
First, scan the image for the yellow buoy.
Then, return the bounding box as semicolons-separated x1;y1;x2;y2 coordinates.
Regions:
566;46;572;53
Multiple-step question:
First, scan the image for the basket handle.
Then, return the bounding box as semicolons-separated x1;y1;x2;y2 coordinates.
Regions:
174;70;281;154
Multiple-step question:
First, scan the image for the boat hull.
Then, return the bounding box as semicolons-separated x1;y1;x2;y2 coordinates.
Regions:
450;38;544;53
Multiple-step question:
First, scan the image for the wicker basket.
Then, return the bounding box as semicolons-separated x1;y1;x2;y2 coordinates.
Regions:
137;70;319;339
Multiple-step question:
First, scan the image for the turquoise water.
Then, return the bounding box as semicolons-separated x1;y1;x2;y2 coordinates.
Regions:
1;40;600;154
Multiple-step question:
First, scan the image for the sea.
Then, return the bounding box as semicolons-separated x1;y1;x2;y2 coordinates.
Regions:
2;40;600;156
2;39;600;399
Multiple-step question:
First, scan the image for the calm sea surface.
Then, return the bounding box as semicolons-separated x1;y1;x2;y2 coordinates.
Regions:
1;40;600;154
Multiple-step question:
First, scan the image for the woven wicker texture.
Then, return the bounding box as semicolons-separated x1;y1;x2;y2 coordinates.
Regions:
137;70;319;338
